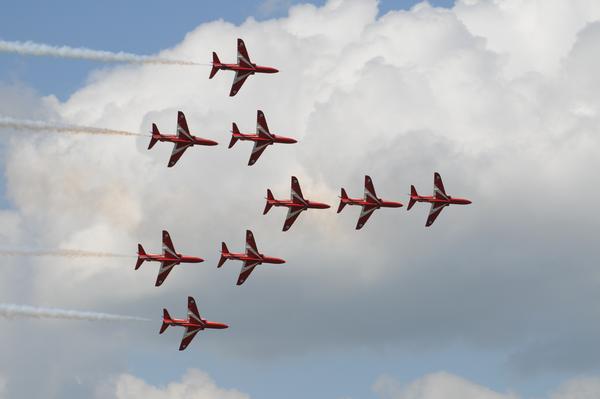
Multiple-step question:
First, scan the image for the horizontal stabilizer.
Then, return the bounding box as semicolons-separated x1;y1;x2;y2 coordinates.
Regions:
209;52;220;79
337;188;348;213
264;189;274;214
148;124;159;149
407;185;418;211
160;309;171;334
229;123;240;148
218;242;229;268
135;244;145;270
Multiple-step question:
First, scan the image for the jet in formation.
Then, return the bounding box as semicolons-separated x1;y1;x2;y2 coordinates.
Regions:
408;172;472;226
148;111;218;167
136;230;204;286
338;175;403;230
160;296;228;351
229;110;297;166
210;38;279;96
218;230;286;285
264;176;330;231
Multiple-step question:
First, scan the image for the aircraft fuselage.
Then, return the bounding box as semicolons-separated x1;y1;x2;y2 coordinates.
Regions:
342;197;403;209
268;199;331;210
223;252;286;265
139;253;204;264
152;133;218;147
410;195;472;205
214;62;279;74
163;317;228;330
232;131;297;145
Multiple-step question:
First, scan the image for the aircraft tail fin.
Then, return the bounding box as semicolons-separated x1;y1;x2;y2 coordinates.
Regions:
148;124;160;149
337;188;348;213
160;309;171;334
263;189;275;214
135;244;146;270
209;52;220;79
229;123;240;148
407;185;418;211
218;242;229;268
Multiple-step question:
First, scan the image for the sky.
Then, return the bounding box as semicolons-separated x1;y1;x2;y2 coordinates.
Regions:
1;1;600;398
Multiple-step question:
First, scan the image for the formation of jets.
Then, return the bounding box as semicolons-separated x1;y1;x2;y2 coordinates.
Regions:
139;166;470;349
149;109;296;167
3;36;470;350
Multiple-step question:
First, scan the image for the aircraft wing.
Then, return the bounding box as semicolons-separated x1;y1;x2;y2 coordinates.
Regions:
433;172;448;200
187;296;204;326
168;142;192;167
364;175;378;203
162;230;177;257
237;260;260;286
256;110;273;139
283;208;304;232
248;141;269;166
237;38;253;68
290;176;305;204
425;202;447;227
356;204;377;230
245;230;259;257
177;111;193;140
155;260;178;286
230;70;252;97
179;326;201;351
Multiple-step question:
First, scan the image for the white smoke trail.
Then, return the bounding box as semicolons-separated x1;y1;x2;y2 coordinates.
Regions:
0;249;133;259
0;304;150;322
0;39;201;66
0;116;146;137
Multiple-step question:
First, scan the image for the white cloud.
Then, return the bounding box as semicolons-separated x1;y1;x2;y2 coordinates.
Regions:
551;376;600;399
99;369;249;399
2;0;600;397
373;372;517;399
374;373;600;399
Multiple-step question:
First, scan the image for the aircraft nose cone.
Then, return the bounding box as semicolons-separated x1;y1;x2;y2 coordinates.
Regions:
272;68;279;73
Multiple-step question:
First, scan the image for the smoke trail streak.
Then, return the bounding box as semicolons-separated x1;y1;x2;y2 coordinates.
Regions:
0;304;150;322
0;249;133;259
0;116;146;137
0;39;201;66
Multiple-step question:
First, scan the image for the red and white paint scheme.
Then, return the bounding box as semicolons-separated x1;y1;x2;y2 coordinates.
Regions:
218;230;286;286
210;38;279;96
148;111;218;168
338;175;403;230
408;172;472;227
264;176;330;231
228;110;297;166
136;230;204;287
160;296;228;351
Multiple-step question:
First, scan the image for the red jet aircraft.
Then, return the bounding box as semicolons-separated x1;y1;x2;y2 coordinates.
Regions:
160;296;228;351
229;110;297;166
264;176;330;231
408;172;472;227
218;230;285;286
148;111;218;167
210;38;279;96
338;175;403;230
136;230;204;287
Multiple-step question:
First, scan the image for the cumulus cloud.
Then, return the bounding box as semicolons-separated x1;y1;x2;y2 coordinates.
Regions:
373;372;517;399
373;372;600;399
2;0;600;397
98;369;249;399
